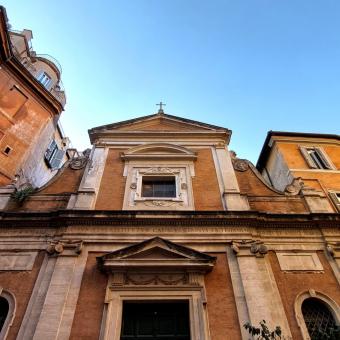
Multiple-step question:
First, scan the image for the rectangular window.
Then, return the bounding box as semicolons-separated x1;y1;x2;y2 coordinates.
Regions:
299;146;335;170
329;191;340;212
44;140;65;169
37;72;52;89
121;301;190;340
142;176;176;198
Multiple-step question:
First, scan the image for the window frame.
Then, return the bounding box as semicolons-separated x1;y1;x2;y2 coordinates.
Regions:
299;146;336;170
133;168;184;204
44;140;65;170
37;72;52;89
295;290;340;340
329;191;340;212
141;175;178;199
141;175;177;199
0;290;16;339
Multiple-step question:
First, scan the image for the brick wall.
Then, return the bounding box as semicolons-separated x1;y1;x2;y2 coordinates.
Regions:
70;252;108;340
269;251;340;340
192;149;223;210
205;253;242;340
95;149;126;210
0;251;44;340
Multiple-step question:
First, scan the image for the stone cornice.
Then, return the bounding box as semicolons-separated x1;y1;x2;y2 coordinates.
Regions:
0;209;339;229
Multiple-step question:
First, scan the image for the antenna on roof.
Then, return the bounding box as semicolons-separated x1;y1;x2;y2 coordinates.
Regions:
156;101;166;114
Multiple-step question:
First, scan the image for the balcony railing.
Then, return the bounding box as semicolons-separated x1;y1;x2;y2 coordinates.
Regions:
35;54;62;75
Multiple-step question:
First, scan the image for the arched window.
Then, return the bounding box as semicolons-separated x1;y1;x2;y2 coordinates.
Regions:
0;290;15;339
295;291;340;340
0;297;9;331
302;298;339;339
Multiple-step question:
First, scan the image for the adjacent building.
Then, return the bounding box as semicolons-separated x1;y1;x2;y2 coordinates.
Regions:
0;109;339;340
257;131;340;213
0;6;69;189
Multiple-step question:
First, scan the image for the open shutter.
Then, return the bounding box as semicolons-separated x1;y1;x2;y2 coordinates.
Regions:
45;140;57;163
315;147;334;170
50;149;65;169
329;192;340;212
299;146;317;169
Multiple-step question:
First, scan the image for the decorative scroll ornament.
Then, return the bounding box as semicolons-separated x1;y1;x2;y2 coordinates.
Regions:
233;159;249;172
231;240;268;257
69;149;91;170
284;177;304;195
46;240;83;256
181;183;188;190
143;200;183;207
69;157;88;170
144;167;175;174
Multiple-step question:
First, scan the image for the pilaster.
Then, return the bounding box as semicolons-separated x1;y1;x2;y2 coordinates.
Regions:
231;241;292;338
212;145;249;211
72;147;108;209
32;240;87;340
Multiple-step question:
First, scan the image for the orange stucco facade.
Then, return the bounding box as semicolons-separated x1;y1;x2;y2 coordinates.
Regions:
0;67;56;185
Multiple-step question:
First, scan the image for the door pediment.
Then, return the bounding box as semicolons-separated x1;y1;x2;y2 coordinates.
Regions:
97;237;215;272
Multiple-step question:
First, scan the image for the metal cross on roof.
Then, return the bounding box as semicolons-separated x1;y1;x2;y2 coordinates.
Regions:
156;101;166;113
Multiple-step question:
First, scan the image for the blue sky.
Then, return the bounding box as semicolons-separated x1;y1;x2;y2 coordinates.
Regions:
2;0;340;162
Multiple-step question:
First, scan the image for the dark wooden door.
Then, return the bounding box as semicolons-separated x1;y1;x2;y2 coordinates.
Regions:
121;301;190;340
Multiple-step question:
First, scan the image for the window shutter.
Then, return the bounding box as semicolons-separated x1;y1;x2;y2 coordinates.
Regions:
50;149;65;169
45;140;57;162
299;146;317;168
329;192;340;212
315;147;334;170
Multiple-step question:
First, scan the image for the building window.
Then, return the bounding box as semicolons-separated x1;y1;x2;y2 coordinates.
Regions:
37;72;52;89
329;191;340;212
0;291;15;339
44;140;65;169
142;176;176;198
302;298;339;340
299;146;335;170
0;297;9;333
121;301;190;340
2;146;12;156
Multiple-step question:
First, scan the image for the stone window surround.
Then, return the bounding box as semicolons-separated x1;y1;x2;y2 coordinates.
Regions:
101;289;209;340
135;168;182;202
121;142;197;210
299;146;336;170
0;288;16;339
294;290;340;340
329;191;340;212
123;164;195;210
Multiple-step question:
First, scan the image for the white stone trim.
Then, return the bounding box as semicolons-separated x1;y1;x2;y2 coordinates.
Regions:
226;247;250;340
123;163;195;210
0;289;16;340
73;147;109;209
276;252;323;271
294;290;340;340
101;289;210;340
16;255;57;340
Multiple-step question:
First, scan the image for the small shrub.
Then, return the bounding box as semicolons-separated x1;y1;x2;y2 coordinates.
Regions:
244;320;282;340
11;186;34;204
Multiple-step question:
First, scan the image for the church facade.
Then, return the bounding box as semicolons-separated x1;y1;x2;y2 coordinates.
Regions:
0;110;339;340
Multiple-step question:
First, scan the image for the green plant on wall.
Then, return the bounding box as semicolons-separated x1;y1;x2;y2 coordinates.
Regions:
11;186;34;204
244;320;283;340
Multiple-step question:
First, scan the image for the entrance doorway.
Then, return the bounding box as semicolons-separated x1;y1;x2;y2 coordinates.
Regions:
121;301;190;340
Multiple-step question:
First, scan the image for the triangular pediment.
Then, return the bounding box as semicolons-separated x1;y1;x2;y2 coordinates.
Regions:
90;112;228;133
97;237;215;272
